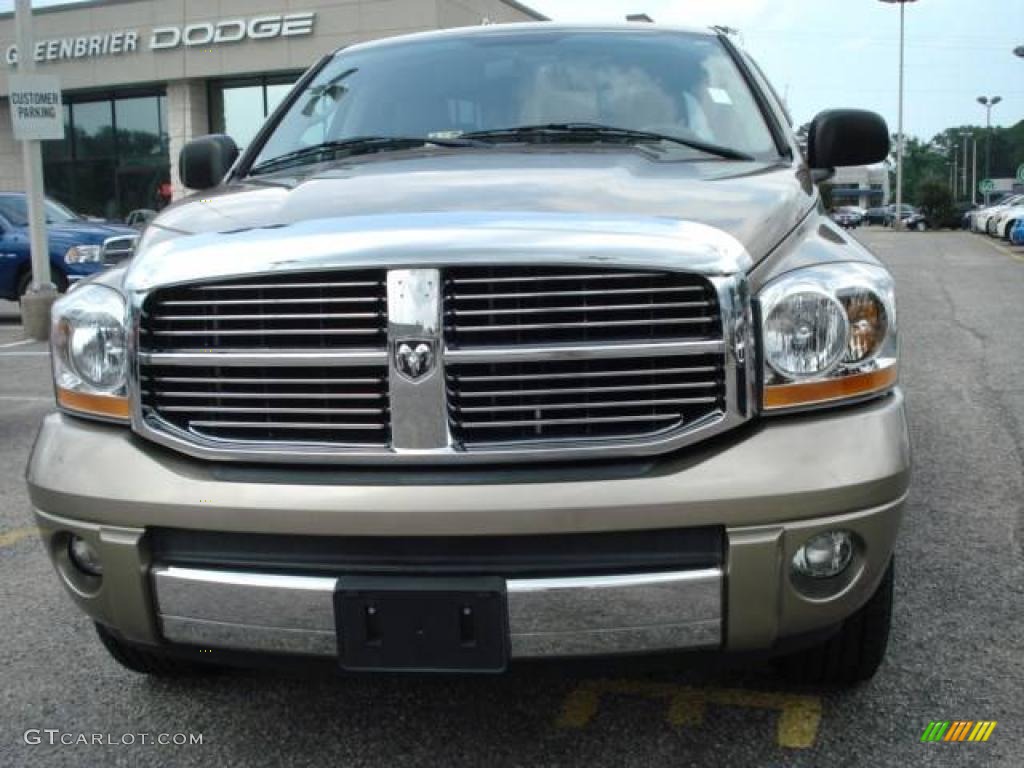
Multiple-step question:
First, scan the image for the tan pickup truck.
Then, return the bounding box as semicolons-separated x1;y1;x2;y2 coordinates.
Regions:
27;23;909;684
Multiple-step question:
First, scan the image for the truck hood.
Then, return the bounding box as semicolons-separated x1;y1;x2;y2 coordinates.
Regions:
147;149;815;262
45;220;138;250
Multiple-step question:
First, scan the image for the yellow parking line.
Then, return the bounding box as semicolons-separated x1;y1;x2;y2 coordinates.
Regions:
981;238;1024;263
0;527;38;549
557;679;823;749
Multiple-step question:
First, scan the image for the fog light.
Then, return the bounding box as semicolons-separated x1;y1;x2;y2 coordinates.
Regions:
68;535;103;577
792;531;853;579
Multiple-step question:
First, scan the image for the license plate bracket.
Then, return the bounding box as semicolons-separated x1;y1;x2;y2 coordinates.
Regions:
335;576;508;672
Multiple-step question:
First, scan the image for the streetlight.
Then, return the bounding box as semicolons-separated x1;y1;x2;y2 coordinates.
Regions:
879;0;918;231
959;130;972;200
977;95;1002;205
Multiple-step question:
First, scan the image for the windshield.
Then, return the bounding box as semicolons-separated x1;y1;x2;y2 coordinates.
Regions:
0;196;80;226
251;30;778;172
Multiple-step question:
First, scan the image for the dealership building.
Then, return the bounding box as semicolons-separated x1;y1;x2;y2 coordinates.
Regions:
0;0;543;219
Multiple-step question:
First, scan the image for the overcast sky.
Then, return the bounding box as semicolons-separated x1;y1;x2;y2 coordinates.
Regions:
5;0;1023;139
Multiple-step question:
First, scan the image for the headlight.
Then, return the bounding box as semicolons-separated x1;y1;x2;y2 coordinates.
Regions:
51;284;130;421
759;263;897;411
65;244;103;264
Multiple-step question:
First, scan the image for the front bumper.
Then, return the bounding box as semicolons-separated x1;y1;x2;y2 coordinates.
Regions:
27;391;910;661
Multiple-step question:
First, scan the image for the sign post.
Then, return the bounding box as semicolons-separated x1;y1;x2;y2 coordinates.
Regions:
12;0;61;340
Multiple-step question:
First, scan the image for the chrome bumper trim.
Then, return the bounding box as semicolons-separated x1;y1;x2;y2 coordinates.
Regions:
152;566;722;659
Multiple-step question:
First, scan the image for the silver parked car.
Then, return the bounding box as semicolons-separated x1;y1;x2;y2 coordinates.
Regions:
28;24;908;685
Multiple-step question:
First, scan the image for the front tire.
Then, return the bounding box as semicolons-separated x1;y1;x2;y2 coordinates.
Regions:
777;558;894;686
95;623;216;676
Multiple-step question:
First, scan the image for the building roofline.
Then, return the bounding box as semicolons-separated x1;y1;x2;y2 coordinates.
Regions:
0;0;549;22
0;0;147;21
497;0;548;21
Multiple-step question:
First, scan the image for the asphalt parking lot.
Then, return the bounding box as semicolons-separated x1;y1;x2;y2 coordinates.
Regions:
0;229;1021;767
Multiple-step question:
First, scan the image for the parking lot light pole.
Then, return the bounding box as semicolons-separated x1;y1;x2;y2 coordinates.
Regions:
959;131;971;200
879;0;917;231
14;0;56;341
972;136;978;205
976;96;1001;205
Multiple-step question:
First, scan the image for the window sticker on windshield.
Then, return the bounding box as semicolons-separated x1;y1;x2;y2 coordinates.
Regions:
707;87;733;105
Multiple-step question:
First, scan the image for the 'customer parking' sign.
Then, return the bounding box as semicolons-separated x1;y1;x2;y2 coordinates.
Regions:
7;74;64;141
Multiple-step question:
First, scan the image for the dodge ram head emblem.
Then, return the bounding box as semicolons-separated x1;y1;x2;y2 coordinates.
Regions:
395;341;435;381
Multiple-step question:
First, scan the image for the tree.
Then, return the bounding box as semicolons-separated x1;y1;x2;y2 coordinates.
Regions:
917;179;957;229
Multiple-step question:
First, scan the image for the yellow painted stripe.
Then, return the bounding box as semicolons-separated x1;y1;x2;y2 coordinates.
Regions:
968;722;985;741
556;680;822;749
0;527;37;548
981;721;997;742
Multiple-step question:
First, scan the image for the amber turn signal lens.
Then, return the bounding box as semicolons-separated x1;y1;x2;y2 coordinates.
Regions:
763;365;897;410
57;388;131;420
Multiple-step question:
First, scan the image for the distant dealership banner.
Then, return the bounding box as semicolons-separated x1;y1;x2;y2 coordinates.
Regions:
7;74;64;141
4;12;316;67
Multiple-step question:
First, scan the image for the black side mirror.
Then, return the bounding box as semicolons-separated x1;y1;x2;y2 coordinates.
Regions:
807;110;889;170
179;134;239;190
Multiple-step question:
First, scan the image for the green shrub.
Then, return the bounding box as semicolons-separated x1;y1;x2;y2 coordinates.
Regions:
917;179;958;229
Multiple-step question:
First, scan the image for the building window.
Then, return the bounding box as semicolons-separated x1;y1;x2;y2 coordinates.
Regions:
210;74;301;150
42;90;170;221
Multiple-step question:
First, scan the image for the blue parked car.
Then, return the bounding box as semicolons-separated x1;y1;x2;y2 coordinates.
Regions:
0;193;138;300
1011;219;1024;246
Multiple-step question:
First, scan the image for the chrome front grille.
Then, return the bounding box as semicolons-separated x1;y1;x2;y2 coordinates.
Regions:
443;266;724;446
138;365;389;446
141;270;387;351
135;264;743;463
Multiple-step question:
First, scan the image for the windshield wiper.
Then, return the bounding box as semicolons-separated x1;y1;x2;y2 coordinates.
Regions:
461;123;754;161
249;135;490;176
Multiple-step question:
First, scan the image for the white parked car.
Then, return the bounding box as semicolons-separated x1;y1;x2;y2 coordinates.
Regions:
972;194;1024;234
990;204;1024;239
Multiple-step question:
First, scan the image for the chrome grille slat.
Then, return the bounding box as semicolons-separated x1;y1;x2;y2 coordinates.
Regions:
447;318;714;333
193;280;382;291
155;391;383;399
449;272;666;284
457;398;718;413
147;328;383;337
448;301;712;316
152;376;383;385
189;421;388;431
444;341;723;363
461;414;683;428
157;297;381;307
453;382;719;397
140;351;387;367
449;286;706;300
149;312;384;322
454;366;718;382
160;406;385;415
